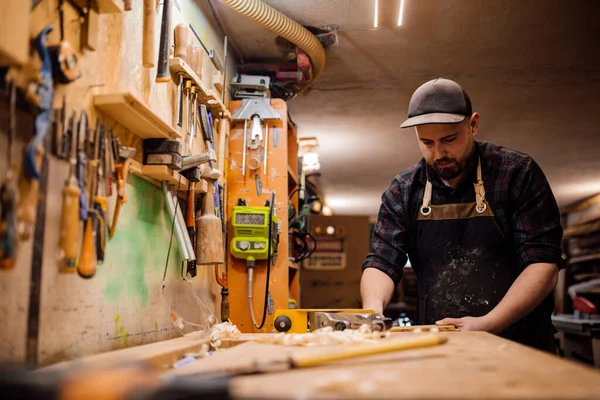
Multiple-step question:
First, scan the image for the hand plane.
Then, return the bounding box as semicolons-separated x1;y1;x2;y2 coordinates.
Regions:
273;309;393;334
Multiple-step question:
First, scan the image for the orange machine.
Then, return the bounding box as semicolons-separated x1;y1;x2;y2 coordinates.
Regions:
226;99;299;333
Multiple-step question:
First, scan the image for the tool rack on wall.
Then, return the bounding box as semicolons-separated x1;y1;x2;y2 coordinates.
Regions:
226;99;301;332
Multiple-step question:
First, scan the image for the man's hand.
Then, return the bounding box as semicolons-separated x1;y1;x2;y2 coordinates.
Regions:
435;316;496;333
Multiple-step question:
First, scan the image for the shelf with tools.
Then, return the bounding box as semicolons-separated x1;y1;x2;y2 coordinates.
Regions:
169;57;231;120
129;160;208;194
94;92;181;140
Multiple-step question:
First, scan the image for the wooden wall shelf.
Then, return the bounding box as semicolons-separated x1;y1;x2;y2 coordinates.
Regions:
71;0;123;13
94;92;181;140
169;58;231;119
129;160;207;194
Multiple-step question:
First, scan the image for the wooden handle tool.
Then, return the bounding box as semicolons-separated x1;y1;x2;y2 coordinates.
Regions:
78;213;96;278
142;0;156;67
292;334;448;369
196;170;223;265
191;45;200;74
388;325;460;333
155;0;172;82
174;23;188;61
59;110;81;272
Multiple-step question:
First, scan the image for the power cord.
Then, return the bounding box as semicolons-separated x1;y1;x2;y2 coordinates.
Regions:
248;191;275;330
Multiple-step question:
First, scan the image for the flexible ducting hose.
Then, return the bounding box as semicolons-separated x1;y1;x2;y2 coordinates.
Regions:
217;0;326;90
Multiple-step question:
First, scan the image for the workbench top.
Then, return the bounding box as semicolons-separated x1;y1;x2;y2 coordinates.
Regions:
217;332;600;399
40;331;600;399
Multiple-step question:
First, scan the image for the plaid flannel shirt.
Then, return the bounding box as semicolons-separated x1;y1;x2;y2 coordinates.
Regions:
363;141;564;287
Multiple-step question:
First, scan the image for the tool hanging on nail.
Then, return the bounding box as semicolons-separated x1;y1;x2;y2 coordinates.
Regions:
109;141;136;238
202;108;221;219
49;1;81;83
155;0;173;83
182;167;201;279
142;0;156;67
18;27;54;241
196;167;224;266
0;83;18;269
76;111;89;221
58;108;81;273
78;119;104;279
93;125;107;265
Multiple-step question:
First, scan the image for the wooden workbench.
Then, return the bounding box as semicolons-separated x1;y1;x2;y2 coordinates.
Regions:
41;331;600;399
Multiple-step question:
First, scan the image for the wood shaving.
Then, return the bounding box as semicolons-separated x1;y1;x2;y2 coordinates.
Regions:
258;324;390;347
208;321;241;349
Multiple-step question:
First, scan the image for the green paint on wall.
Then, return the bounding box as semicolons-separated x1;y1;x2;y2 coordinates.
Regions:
114;314;120;324
119;326;128;348
103;176;184;306
154;322;159;330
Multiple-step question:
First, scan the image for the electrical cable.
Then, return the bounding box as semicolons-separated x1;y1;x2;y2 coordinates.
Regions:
248;191;275;330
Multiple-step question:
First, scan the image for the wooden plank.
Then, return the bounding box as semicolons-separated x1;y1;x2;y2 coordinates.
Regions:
138;165;208;194
94;93;181;140
0;0;29;66
389;324;459;332
97;0;125;13
70;0;124;14
221;332;600;399
169;58;231;119
38;331;211;373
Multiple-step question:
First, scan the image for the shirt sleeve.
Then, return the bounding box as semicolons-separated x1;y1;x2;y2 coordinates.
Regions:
511;158;564;271
362;182;410;287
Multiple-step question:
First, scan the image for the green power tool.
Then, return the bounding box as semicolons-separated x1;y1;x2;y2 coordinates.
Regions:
230;200;279;261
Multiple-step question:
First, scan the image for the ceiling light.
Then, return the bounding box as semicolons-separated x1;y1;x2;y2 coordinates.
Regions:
397;0;405;26
373;0;379;28
326;226;335;235
322;205;333;216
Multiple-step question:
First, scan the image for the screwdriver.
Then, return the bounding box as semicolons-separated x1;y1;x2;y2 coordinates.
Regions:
93;126;107;264
58;108;81;272
78;121;103;278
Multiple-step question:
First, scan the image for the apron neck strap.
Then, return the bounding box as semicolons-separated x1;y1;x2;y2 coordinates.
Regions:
421;158;486;215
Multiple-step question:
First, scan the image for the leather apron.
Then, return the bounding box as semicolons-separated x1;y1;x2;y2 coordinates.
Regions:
411;159;555;352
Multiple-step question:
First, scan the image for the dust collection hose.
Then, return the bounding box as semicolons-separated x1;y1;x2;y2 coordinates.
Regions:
217;0;326;90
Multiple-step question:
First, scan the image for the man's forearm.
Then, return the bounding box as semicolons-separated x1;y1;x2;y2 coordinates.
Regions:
485;263;558;334
360;268;396;315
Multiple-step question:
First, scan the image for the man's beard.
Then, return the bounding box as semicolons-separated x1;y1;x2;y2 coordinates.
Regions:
430;152;474;181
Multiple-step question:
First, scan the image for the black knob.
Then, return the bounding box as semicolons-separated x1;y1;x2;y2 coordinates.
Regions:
274;315;292;332
334;321;348;331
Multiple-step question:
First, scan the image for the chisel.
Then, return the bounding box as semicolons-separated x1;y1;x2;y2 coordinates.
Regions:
59;109;81;272
155;0;172;83
78;122;104;278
